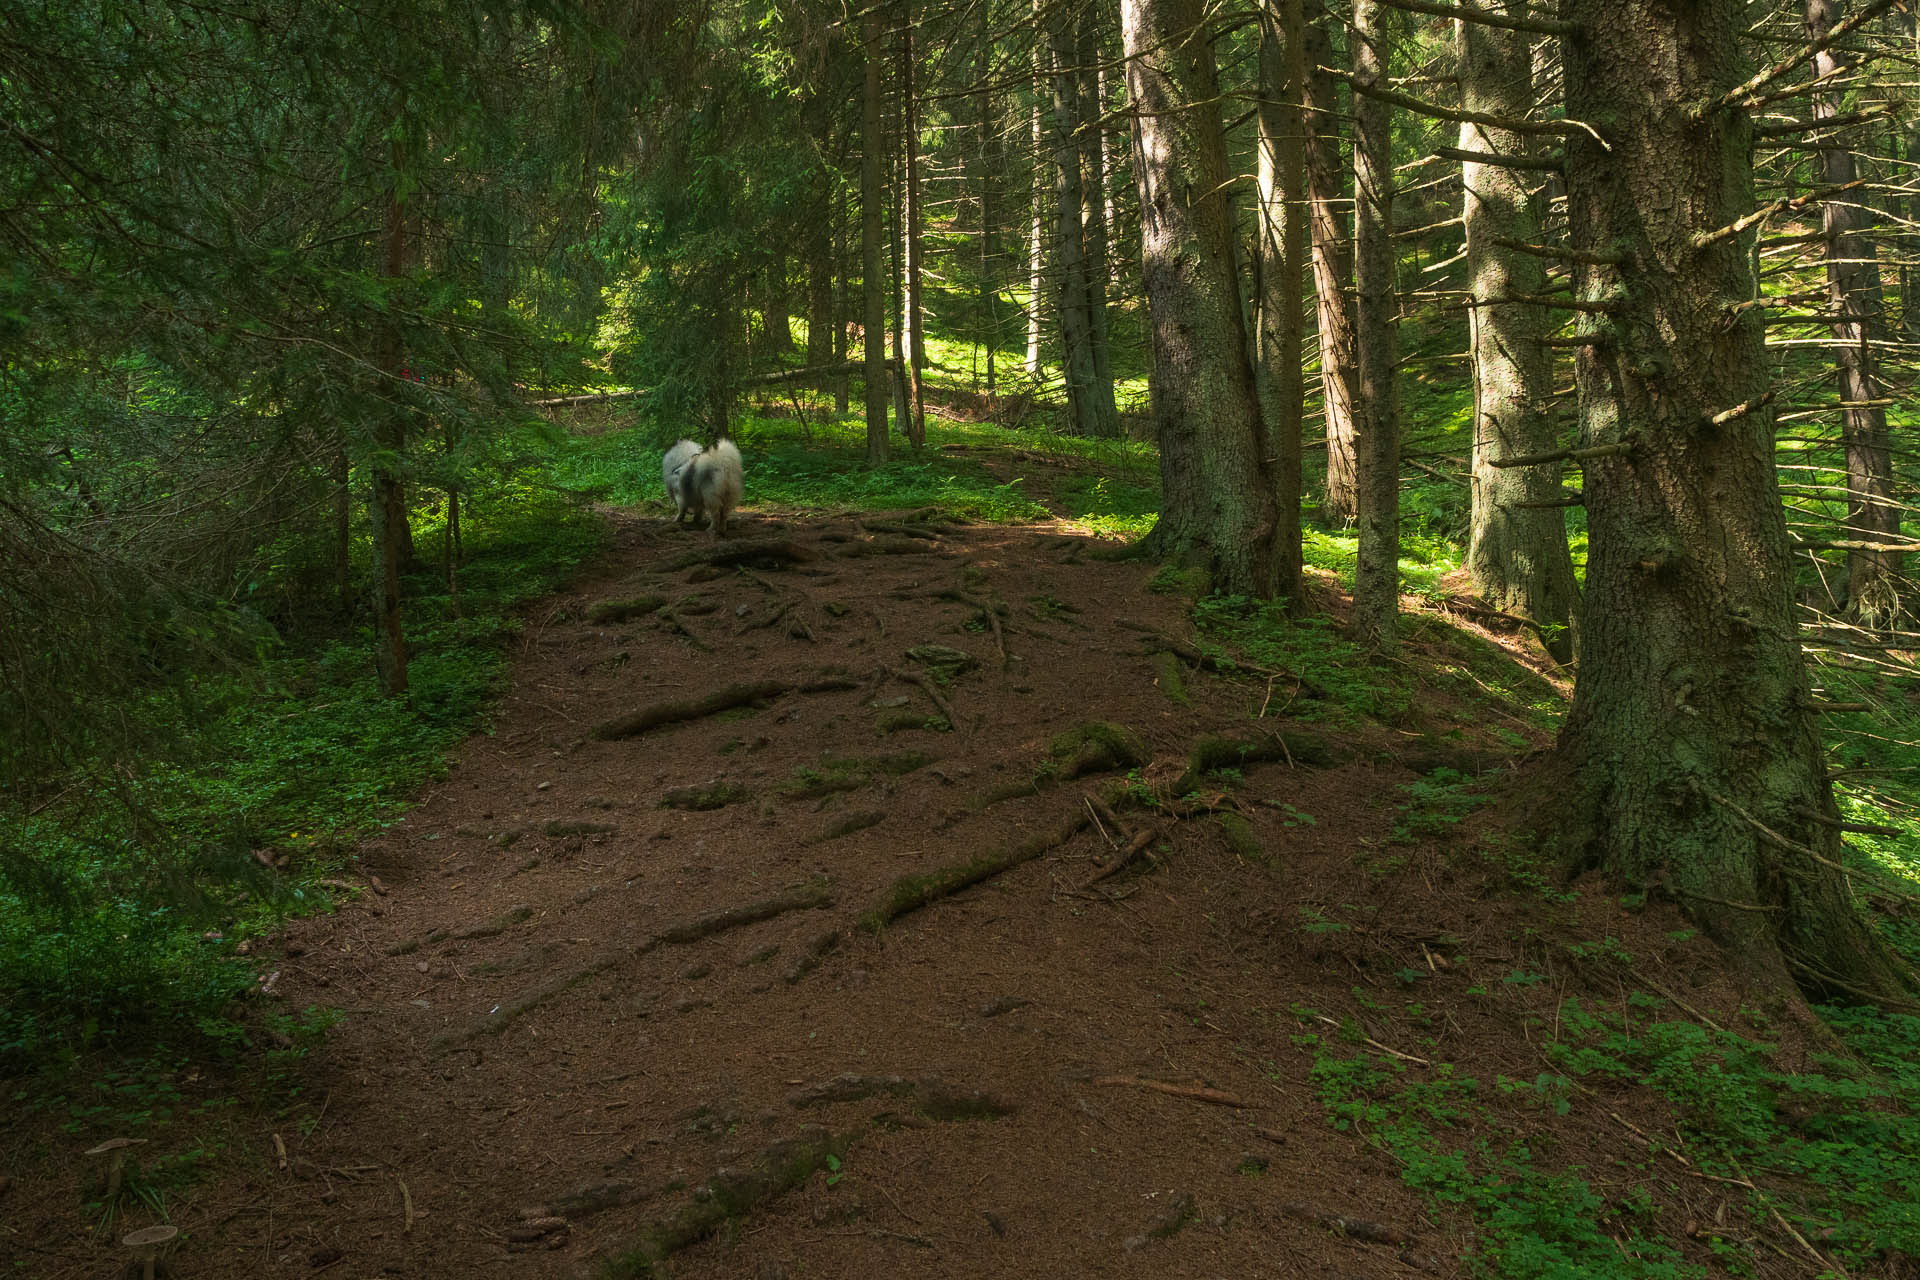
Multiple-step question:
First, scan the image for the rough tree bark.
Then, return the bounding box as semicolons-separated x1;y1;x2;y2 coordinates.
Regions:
1349;0;1400;652
1304;14;1359;520
1460;4;1580;661
974;34;1001;396
861;9;890;465
1806;0;1900;628
1047;5;1108;437
1078;10;1119;432
1123;0;1281;597
1558;0;1913;1002
1027;4;1047;378
1254;0;1308;606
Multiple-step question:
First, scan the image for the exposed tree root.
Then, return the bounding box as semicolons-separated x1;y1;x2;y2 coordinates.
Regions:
806;809;886;844
1115;617;1278;677
834;535;939;558
888;665;959;733
659;781;749;811
430;881;833;1052
787;1073;1015;1120
783;927;842;984
594;1126;860;1279
1171;727;1335;796
857;520;943;540
1093;1075;1251;1108
591;670;863;740
858;810;1090;934
1280;1201;1437;1269
585;595;666;624
657;608;711;652
1080;825;1163;889
657;538;816;573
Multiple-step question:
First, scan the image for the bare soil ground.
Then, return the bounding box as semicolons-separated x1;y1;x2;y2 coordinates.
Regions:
4;490;1813;1280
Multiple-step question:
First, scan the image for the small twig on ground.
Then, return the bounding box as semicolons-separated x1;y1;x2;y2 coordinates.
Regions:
1092;1075;1252;1108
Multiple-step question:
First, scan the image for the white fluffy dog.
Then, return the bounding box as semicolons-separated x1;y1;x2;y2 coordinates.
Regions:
668;439;744;537
662;439;701;524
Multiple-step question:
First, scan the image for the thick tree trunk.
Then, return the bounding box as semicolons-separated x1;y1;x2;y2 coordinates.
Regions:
861;10;890;465
1048;6;1107;438
1349;0;1400;652
1460;4;1580;662
1558;0;1912;1002
1304;16;1359;520
1078;11;1119;434
1806;0;1900;628
371;153;410;697
1027;6;1047;379
1254;0;1307;607
1123;0;1280;598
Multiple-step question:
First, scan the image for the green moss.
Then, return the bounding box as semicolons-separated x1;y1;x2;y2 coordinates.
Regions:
659;782;750;811
1047;721;1148;779
1150;650;1189;704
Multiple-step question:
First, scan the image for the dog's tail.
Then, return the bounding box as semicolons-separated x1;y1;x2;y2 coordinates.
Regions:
709;438;742;475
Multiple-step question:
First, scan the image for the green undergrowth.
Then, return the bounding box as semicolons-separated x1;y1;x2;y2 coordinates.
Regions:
543;406;1161;532
1300;979;1920;1279
0;491;605;1068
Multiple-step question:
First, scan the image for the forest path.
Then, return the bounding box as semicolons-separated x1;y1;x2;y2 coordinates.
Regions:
169;506;1481;1279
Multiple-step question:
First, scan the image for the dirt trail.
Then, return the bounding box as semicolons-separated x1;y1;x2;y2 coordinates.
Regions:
23;507;1517;1279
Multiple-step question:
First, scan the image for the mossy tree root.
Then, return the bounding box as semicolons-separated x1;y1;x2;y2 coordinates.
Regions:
430;881;834;1052
858;810;1090;934
592;671;863;740
657;538;816;573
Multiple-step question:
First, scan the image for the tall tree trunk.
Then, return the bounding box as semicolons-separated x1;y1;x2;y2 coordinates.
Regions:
1304;15;1359;520
1349;0;1400;652
371;141;410;697
1027;6;1047;379
1460;5;1580;661
1048;5;1107;437
1558;0;1912;1001
1123;0;1280;597
975;37;1001;398
1807;0;1900;628
899;10;928;445
1097;61;1120;278
333;440;352;619
834;186;851;414
808;186;834;371
1078;10;1119;433
1254;0;1307;607
762;251;794;354
862;9;891;465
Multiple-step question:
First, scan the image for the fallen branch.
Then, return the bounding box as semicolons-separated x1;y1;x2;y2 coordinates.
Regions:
1092;1076;1252;1108
592;671;862;740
